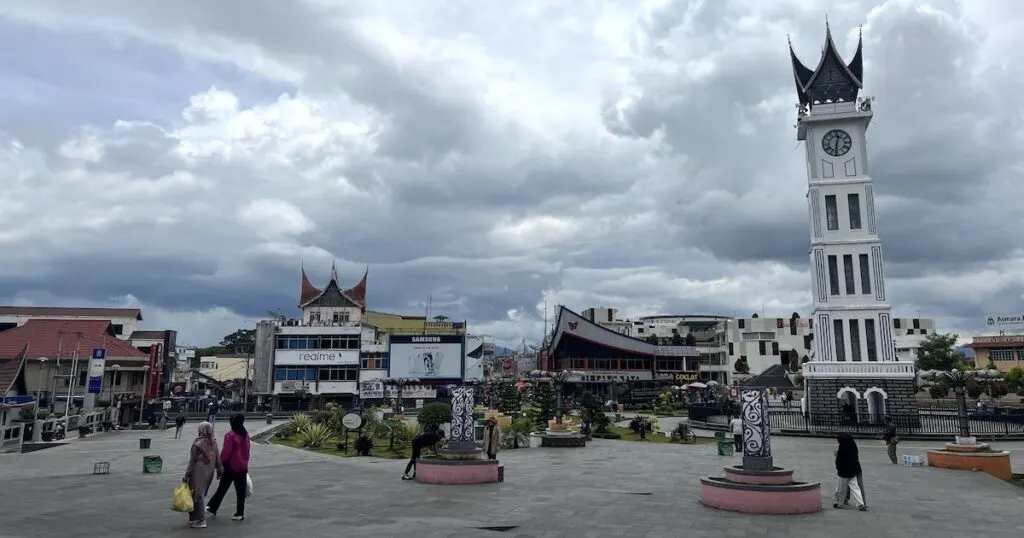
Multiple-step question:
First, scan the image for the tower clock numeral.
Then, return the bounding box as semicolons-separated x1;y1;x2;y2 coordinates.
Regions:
821;129;852;157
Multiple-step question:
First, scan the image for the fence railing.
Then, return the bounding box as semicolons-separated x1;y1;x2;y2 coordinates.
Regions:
1;423;24;452
688;404;1024;436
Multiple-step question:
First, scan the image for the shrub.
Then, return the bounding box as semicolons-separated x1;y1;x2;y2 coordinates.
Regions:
387;421;416;454
928;383;949;400
988;380;1009;398
509;417;534;448
592;431;621;439
313;403;345;432
418;402;452;432
629;415;657;439
296;422;334;449
966;379;984;399
276;422;297;439
290;412;312;433
354;435;374;456
670;422;696;444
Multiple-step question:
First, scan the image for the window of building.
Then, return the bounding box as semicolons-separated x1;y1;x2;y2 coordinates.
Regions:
913;318;920;329
847;193;862;229
990;349;1015;362
833;319;846;362
274;367;316;381
849;319;862;362
759;341;767;355
637;327;644;334
728;342;734;355
859;254;871;295
771;341;779;356
78;371;87;386
332;311;351;323
111;324;124;335
112;371;122;385
131;372;144;386
919;329;927;335
865;319;877;362
825;195;839;230
843;255;856;294
319;367;358;382
738;319;745;329
894;318;902;329
828;255;840;295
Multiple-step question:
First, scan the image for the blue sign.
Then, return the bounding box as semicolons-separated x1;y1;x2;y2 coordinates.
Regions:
87;377;103;394
87;348;107;394
92;348;106;360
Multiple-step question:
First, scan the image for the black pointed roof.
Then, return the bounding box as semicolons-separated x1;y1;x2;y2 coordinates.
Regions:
790;25;863;107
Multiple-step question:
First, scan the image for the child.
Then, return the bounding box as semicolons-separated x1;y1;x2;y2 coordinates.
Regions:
833;433;867;511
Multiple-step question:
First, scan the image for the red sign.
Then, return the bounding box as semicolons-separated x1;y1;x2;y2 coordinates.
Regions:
729;387;739;399
170;382;187;396
501;359;514;374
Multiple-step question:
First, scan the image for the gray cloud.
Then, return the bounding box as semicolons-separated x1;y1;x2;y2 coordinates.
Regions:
0;0;1022;346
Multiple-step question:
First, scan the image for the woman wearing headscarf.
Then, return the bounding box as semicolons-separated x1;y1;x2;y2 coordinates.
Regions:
184;422;222;529
482;417;501;460
833;433;867;511
206;414;251;521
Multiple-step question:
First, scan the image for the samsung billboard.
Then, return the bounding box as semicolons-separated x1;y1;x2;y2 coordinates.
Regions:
388;334;465;380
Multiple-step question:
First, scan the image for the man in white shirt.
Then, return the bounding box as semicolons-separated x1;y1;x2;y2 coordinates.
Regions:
729;415;743;452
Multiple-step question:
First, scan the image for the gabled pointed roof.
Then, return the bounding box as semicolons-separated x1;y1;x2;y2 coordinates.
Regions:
0;343;29;396
790;24;863;107
299;265;322;306
298;264;369;310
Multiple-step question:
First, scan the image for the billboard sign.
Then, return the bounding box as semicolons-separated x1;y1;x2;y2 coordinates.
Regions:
358;380;437;399
464;335;485;381
87;348;106;394
274;349;359;366
388;334;464;379
985;313;1024;331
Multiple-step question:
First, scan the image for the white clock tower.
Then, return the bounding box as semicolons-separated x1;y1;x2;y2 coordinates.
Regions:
790;26;919;426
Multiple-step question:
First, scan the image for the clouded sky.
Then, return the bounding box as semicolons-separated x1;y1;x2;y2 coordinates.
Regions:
1;0;1021;347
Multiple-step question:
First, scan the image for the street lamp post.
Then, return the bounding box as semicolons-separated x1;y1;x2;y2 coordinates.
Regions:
108;365;120;424
32;358;48;441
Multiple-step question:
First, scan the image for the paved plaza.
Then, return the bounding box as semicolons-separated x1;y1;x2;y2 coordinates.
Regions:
2;425;1024;538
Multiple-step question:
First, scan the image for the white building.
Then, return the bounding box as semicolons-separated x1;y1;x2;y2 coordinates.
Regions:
0;306;142;338
790;27;918;422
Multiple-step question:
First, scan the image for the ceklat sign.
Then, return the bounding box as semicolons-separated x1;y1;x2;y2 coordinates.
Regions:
274;350;358;366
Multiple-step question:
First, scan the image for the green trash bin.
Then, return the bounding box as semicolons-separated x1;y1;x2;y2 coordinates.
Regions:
139;438;152;450
143;455;163;474
714;431;726;442
716;440;735;456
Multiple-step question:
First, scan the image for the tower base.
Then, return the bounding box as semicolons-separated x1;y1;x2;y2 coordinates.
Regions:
806;376;920;428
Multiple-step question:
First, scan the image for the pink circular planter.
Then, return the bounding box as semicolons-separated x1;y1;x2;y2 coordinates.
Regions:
700;477;821;515
723;466;795;486
414;458;501;485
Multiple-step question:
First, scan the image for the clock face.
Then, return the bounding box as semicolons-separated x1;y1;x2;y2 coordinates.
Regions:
821;129;853;157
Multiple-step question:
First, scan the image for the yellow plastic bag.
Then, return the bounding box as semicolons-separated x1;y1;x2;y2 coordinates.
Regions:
171;483;194;513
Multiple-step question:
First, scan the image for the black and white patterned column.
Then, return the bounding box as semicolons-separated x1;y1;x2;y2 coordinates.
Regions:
741;389;774;470
448;386;477;452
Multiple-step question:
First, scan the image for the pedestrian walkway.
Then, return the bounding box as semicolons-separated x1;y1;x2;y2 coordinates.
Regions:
2;424;1023;537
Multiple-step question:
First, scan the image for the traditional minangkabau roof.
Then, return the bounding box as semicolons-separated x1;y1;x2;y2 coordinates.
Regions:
789;24;863;107
0;343;29;397
298;263;368;310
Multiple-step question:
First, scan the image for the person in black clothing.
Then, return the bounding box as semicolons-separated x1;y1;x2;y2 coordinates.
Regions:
402;430;445;480
882;416;899;464
833;433;867;511
174;413;186;439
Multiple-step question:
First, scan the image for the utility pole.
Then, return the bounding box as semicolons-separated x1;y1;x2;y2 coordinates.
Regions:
58;331;84;438
243;348;252;412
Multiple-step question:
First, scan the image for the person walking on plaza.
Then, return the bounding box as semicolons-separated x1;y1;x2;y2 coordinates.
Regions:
207;401;219;427
833;433;867;511
207;414;251;521
184;422;222;529
882;416;899;464
729;414;743;452
402;429;446;480
482;417;501;460
174;412;186;439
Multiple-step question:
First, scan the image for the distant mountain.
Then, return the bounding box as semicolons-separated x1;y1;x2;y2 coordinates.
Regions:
956;346;976;359
493;346;516;357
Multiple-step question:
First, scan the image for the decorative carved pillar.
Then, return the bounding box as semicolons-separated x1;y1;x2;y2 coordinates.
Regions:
447;386;478;453
741;389;773;471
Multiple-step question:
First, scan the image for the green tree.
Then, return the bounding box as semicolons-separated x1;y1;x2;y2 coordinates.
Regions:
928;382;949;400
647;333;659;345
532;383;556;429
220;329;256;353
671;330;683;346
1005;367;1024;393
497;382;522;415
417;402;452;432
915;333;964;372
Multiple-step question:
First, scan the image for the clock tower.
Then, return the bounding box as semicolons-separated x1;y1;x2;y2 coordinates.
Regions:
790;26;919;426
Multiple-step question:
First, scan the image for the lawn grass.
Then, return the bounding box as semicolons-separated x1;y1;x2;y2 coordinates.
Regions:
269;436;410;459
607;425;715;445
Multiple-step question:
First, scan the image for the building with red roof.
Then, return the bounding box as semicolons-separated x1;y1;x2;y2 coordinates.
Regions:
0;319;150;420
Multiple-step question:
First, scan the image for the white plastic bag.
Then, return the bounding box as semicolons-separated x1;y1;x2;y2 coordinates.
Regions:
245;474;254;498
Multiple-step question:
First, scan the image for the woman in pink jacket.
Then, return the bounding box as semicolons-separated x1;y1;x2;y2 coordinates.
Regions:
206;414;251;521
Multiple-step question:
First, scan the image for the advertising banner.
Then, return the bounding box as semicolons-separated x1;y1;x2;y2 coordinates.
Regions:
985;313;1024;331
274;349;359;366
464;335;485;381
86;348;106;394
358;380;437;399
388;334;464;379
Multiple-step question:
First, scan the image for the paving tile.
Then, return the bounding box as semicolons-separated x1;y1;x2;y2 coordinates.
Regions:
1;427;1023;537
